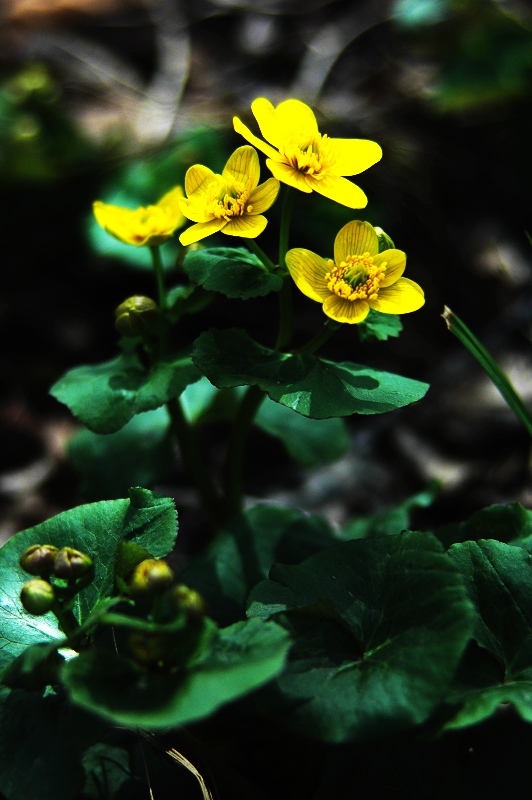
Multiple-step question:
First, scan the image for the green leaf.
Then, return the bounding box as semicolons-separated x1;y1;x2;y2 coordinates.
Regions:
341;481;440;539
183;247;283;299
180;375;220;423
192;329;429;419
438;502;532;548
445;540;532;728
256;397;350;467
357;309;403;342
0;489;177;668
166;284;212;321
0;687;103;800
82;741;132;799
179;504;336;626
68;407;174;500
62;618;290;728
247;532;473;742
51;351;201;434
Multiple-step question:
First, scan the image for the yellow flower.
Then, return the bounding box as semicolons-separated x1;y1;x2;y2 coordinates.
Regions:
285;220;424;324
93;187;186;247
178;146;280;246
233;98;382;208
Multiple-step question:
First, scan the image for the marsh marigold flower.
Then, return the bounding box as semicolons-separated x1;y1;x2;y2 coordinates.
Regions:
285;220;424;324
233;98;382;208
178;145;279;246
93;186;185;247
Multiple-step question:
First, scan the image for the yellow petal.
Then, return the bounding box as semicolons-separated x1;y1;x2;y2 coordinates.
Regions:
322;295;369;324
334;220;378;264
274;99;320;141
285;248;330;302
309;174;368;209
185;164;214;196
93;202;141;245
266;159;312;192
179;219;225;246
250;98;282;147
178;195;211;223
329;138;382;176
248;177;280;213
222;215;268;238
223;146;260;189
157;186;186;228
375;249;406;287
370;278;425;314
233;116;283;162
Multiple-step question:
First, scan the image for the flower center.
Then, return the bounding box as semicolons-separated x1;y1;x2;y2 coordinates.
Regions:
131;206;168;242
282;134;334;178
206;178;252;220
325;253;386;302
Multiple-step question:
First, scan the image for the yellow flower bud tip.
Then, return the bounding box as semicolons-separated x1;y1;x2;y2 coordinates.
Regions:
114;295;159;337
129;559;174;595
127;630;170;665
53;547;93;580
20;579;55;616
170;584;207;621
19;544;59;577
93;186;186;247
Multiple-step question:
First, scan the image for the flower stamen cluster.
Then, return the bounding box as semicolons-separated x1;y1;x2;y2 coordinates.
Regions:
325;254;386;302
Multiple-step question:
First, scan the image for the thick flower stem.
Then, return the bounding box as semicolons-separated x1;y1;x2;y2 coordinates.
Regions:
149;245;167;311
296;319;342;356
443;306;532;439
222;385;266;521
276;187;295;350
167;397;223;526
245;238;277;273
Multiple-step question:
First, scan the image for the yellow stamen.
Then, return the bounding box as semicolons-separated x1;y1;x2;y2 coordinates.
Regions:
325;253;386;302
206;179;252;219
281;134;335;179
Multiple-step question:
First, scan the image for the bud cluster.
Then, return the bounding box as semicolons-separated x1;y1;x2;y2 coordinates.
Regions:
19;544;94;617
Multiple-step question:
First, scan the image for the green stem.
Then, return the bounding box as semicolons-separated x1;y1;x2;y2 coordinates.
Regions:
222;385;266;520
275;188;296;351
166;397;223;525
149;245;167;311
442;306;532;438
245;238;277;273
295;319;341;356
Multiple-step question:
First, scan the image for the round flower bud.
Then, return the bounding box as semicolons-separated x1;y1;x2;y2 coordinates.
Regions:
20;580;55;616
170;584;207;621
129;559;174;596
19;544;59;577
374;226;395;253
54;547;93;580
127;630;170;665
114;296;158;337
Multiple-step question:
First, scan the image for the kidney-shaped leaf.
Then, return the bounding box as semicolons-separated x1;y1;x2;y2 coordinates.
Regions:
51;351;201;434
192;329;429;419
183;246;282;299
62;618;290;728
247;531;473;742
445;540;532;728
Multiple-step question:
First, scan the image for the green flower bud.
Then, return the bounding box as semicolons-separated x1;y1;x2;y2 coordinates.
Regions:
127;630;170;665
129;559;174;596
170;584;207;621
20;580;55;616
374;226;395;253
54;547;93;579
19;544;59;577
114;296;158;337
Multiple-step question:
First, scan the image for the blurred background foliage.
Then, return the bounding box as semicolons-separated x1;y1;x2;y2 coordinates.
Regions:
1;0;532;538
